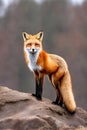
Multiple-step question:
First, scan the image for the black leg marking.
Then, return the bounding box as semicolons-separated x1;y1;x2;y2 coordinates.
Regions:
32;78;38;97
52;97;58;105
36;78;42;100
32;78;42;100
52;96;64;107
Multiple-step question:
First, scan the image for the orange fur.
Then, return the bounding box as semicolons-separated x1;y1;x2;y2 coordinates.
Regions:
22;32;76;113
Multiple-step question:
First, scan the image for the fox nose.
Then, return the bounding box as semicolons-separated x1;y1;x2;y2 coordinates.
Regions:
32;48;35;52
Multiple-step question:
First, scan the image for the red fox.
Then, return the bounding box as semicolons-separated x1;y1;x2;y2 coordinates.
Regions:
22;31;76;114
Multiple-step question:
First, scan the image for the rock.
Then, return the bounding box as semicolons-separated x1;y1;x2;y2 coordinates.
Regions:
0;86;87;130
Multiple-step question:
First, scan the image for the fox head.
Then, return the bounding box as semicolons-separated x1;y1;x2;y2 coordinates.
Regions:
22;32;43;55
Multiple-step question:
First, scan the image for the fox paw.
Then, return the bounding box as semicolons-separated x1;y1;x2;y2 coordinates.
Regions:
36;95;42;100
32;93;36;97
52;100;64;108
32;93;42;100
52;101;58;105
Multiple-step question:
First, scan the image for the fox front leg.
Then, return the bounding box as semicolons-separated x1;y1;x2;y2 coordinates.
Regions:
36;72;44;100
32;71;44;100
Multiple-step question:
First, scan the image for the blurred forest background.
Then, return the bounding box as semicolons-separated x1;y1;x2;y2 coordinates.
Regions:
0;0;87;110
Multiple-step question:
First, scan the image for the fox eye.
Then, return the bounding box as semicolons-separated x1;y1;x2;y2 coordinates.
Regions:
35;43;40;47
26;43;32;47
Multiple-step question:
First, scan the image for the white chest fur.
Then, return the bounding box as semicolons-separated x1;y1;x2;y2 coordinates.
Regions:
25;49;41;71
28;54;41;71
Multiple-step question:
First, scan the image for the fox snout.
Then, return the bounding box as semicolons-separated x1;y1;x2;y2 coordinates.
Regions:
26;48;37;55
31;48;36;53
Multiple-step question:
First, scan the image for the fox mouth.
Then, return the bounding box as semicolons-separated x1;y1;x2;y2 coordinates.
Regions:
30;51;37;55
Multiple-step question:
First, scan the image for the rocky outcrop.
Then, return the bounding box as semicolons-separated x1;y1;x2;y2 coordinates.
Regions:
0;86;87;130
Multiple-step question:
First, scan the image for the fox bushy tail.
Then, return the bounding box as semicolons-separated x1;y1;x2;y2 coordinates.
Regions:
60;71;76;113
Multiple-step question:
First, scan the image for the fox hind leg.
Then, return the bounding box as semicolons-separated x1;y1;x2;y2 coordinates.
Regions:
52;84;64;107
48;74;63;106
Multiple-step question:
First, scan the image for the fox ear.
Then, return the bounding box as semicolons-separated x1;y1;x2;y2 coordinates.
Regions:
37;32;43;41
22;32;29;41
